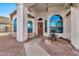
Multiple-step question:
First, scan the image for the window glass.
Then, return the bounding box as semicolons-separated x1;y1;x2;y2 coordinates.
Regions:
45;20;47;32
13;18;17;32
28;21;33;33
50;15;63;33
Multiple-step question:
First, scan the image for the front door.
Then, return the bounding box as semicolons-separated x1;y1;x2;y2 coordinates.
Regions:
38;22;43;35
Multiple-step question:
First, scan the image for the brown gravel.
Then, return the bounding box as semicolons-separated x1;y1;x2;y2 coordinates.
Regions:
39;38;79;56
0;35;26;56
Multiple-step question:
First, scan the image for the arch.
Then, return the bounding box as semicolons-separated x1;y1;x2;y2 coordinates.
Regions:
38;18;43;21
50;15;63;33
27;20;33;33
13;18;17;32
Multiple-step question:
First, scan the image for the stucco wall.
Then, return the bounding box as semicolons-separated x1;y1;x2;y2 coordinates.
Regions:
0;24;7;32
0;17;11;33
11;6;72;40
35;7;68;38
65;15;71;40
64;9;71;40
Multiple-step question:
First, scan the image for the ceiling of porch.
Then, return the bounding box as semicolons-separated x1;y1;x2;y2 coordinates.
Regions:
24;3;65;11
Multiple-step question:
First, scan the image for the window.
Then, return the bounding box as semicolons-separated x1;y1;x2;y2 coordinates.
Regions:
50;15;63;33
5;26;8;32
45;20;47;32
0;24;4;31
27;21;33;33
13;18;17;32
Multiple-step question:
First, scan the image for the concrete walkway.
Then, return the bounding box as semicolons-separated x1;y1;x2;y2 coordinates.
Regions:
24;38;50;56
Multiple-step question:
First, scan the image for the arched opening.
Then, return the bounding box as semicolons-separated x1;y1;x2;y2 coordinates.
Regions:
13;18;17;32
27;21;33;33
38;18;43;21
50;15;63;33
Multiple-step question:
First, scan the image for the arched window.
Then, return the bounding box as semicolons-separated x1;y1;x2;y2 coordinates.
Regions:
50;15;63;33
13;18;17;32
27;21;33;33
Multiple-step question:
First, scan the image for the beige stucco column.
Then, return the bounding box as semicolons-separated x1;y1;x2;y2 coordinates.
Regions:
71;6;79;49
17;4;28;42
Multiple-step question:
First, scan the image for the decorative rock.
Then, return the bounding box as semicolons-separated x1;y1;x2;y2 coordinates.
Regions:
45;40;53;46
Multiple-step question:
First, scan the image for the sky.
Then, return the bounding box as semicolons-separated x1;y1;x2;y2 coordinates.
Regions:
0;3;16;18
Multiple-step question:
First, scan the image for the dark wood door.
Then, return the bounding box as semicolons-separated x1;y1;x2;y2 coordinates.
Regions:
38;22;43;35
